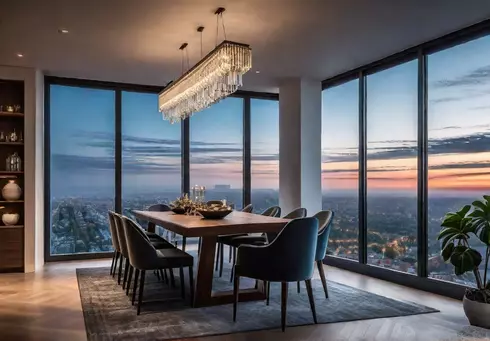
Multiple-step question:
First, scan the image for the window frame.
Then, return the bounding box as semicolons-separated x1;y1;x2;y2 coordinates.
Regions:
44;76;277;261
321;19;490;299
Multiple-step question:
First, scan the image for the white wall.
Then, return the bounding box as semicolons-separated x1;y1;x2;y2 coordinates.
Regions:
0;65;44;272
279;78;322;216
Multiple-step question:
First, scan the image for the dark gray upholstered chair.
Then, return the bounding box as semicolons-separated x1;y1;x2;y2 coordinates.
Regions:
147;203;172;238
312;210;334;298
122;216;194;315
241;204;253;213
111;211;131;287
108;212;121;277
266;207;307;244
233;217;319;331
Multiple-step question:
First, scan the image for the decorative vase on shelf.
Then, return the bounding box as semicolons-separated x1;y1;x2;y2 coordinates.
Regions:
2;213;19;226
2;180;22;201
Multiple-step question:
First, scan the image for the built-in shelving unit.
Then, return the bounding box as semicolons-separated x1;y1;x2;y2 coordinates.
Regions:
0;79;24;273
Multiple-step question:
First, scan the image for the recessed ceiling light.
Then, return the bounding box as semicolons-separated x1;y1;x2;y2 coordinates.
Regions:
16;53;24;58
58;28;69;34
255;70;260;74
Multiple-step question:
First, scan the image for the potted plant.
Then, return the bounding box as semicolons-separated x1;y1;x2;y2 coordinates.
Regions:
438;195;490;328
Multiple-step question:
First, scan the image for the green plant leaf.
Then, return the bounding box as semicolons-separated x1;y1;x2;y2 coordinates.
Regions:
437;227;458;240
483;195;490;204
459;205;472;217
441;243;455;262
472;200;487;212
450;246;482;276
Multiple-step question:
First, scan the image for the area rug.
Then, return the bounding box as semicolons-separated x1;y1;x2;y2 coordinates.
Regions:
77;261;438;341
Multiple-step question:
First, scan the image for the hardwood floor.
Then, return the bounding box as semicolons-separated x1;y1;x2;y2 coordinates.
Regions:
0;257;486;341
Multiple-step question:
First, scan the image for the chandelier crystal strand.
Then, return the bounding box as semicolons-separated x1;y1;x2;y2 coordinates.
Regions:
159;41;252;123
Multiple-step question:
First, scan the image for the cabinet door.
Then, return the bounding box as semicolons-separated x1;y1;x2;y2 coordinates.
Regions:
0;228;24;271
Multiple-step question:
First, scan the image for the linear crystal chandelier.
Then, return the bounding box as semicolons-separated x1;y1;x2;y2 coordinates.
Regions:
158;9;252;123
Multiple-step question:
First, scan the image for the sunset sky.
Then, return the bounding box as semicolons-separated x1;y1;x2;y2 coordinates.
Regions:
50;35;490;198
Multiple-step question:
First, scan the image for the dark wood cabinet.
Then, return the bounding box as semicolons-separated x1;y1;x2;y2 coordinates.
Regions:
0;79;24;272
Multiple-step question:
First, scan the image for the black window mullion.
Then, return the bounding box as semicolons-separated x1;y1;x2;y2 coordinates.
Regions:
243;97;251;207
358;72;368;264
115;89;122;213
182;118;190;196
417;51;429;278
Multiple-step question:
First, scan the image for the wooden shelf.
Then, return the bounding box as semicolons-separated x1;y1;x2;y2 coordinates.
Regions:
0;142;23;146
0;171;23;174
0;112;23;117
0;200;24;203
0;225;23;229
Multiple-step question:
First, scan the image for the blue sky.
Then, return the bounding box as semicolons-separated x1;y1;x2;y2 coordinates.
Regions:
51;34;490;198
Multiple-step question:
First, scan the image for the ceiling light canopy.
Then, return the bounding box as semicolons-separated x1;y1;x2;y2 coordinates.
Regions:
158;8;252;123
58;28;69;34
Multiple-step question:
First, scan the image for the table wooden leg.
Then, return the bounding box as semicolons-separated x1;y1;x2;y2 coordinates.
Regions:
194;236;267;307
194;236;217;307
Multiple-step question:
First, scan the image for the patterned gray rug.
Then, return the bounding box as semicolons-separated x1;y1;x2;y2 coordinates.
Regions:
77;259;438;341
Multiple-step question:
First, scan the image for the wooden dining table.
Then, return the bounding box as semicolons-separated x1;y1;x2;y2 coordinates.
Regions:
132;210;289;308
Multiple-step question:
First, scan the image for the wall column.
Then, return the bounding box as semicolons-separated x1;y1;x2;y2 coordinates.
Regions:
279;78;322;216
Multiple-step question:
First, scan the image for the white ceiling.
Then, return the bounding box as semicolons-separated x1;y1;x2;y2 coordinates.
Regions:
1;0;490;92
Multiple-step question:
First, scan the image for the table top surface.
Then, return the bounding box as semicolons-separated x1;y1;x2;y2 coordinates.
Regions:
132;210;290;237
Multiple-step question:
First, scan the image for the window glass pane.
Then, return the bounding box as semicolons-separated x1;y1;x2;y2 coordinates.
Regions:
121;91;181;220
322;79;359;260
190;98;243;208
49;85;115;255
366;61;418;273
428;35;490;286
251;99;279;213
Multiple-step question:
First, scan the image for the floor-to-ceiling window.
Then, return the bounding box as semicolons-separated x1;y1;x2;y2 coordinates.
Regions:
49;85;115;256
366;61;418;273
428;35;490;286
121;91;181;220
190;97;244;208
321;80;360;260
251;99;279;213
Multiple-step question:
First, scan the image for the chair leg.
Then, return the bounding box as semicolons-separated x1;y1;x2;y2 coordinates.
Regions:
179;267;185;299
182;237;186;252
188;266;194;306
228;245;232;263
155;269;161;281
169;269;176;288
233;275;240;322
219;243;224;277
316;260;329;298
117;257;124;285
132;269;140;305
281;282;288;332
230;264;234;283
126;266;134;296
266;281;271;306
215;243;220;271
110;252;116;275
198;237;201;255
137;270;146;315
305;279;318;324
297;281;301;293
123;260;130;290
163;269;169;284
112;252;120;277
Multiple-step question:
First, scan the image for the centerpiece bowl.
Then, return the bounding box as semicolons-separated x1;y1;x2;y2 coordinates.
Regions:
196;208;232;219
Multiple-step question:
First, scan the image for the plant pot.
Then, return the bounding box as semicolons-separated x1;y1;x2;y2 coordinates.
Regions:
463;295;490;328
2;213;19;226
2;180;22;201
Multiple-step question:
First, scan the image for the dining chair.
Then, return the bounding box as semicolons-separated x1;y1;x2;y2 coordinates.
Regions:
110;211;131;287
217;205;278;278
223;203;254;263
312;210;334;298
233;217;319;331
107;212;121;277
122;216;194;315
147;203;172;241
266;207;307;245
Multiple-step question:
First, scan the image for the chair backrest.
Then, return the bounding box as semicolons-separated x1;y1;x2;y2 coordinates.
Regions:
107;211;120;252
121;216;159;270
314;210;334;261
206;200;223;205
241;204;253;213
283;207;307;219
261;206;281;217
113;212;129;258
264;217;319;281
148;204;171;212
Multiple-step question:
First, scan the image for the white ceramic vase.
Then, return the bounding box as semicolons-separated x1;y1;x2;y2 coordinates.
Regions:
2;213;19;226
2;180;22;201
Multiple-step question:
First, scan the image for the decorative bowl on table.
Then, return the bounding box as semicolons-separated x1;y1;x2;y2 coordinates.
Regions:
170;194;194;215
171;206;189;215
196;201;233;219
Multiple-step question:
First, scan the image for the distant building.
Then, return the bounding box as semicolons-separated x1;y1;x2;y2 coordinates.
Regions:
214;184;231;190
